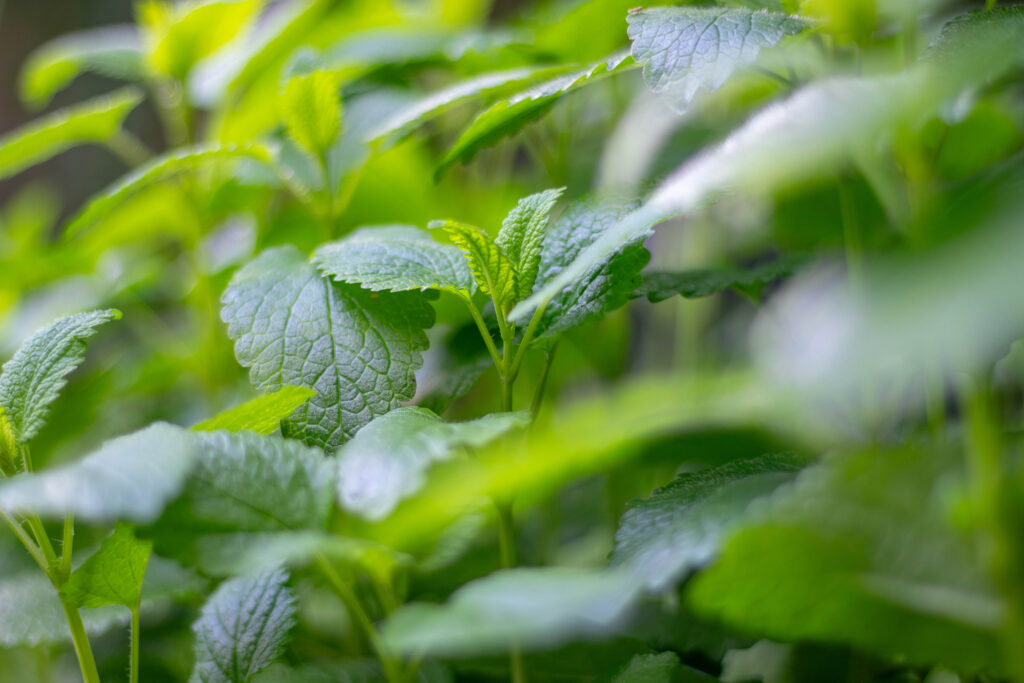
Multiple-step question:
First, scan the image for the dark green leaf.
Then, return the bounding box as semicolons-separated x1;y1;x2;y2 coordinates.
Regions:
60;524;151;609
639;255;807;303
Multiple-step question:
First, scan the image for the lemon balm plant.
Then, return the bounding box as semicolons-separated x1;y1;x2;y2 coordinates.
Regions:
2;1;1024;682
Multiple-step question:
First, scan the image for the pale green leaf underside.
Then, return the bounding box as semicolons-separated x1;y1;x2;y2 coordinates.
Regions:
382;567;639;656
313;225;475;295
611;453;807;591
191;386;315;434
496;188;564;301
192;531;388;577
336;406;529;521
0;422;197;523
19;25;144;109
221;245;433;450
0;87;142;181
0;308;119;443
628;7;809;113
437;51;635;176
61;524;151;609
66;143;272;236
191;567;298;683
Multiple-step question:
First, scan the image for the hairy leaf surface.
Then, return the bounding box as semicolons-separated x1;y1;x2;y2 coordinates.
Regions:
496;188;564;301
222;246;433;449
433;221;516;309
0;309;119;443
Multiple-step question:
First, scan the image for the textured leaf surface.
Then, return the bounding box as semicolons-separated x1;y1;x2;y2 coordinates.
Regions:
434;221;517;309
639;256;806;303
313;225;475;295
612;454;807;591
534;197;650;337
192;386;315;434
496;188;564;301
19;25;144;108
0;88;142;181
382;567;640;656
191;567;297;683
437;52;635;175
61;524;151;609
221;246;433;449
628;7;809;112
0;309;119;443
280;69;342;157
689;447;1005;672
336;407;529;521
0;422;197;523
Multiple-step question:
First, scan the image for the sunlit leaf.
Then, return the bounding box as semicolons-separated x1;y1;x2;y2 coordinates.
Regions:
61;524;151;609
191;386;315;434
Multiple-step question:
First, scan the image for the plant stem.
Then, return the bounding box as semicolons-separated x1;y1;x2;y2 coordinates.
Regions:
463;296;503;371
530;342;559;422
61;602;101;683
130;606;141;683
106;131;154;168
59;514;74;582
2;511;47;572
508;301;549;382
495;500;525;683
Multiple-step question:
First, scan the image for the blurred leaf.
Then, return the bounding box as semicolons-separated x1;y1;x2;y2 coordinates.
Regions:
191;567;297;683
0;88;142;181
611;652;717;683
0;423;197;523
221;245;434;450
19;25;144;109
437;51;635;176
383;567;639;656
0;309;119;443
191;386;315;434
688;446;1005;672
60;524;151;609
280;67;342;158
313;225;475;295
336;406;529;521
611;453;808;591
433;220;517;309
628;7;809;113
191;531;393;576
639;255;807;303
496;188;564;301
254;659;452;683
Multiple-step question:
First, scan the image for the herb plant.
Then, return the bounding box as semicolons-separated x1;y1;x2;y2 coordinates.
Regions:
1;1;1024;682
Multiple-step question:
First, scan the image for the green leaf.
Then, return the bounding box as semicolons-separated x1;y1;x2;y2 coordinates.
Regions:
688;446;1005;672
0;88;142;181
611;454;808;591
60;524;151;609
191;386;315;434
0;422;198;523
253;659;452;683
280;68;342;158
628;7;809;113
639;255;807;303
437;52;635;176
336;407;529;521
0;309;120;443
65;143;272;236
221;246;434;450
382;567;640;657
312;225;476;295
191;567;298;683
191;531;392;577
19;25;144;109
432;220;517;309
496;188;564;301
367;66;570;151
138;0;260;81
533;196;650;338
612;653;687;683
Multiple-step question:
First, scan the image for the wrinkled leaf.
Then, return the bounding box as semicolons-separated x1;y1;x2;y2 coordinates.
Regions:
496;188;564;301
433;220;517;309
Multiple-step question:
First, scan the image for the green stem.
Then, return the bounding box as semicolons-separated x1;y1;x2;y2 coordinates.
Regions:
2;512;48;573
106;130;154;168
315;555;401;683
130;606;141;683
508;301;549;382
530;342;559;422
59;514;74;582
495;501;525;683
839;178;864;289
61;603;101;683
463;296;503;371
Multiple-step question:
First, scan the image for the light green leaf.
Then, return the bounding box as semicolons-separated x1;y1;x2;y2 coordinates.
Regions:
367;65;569;151
611;454;808;591
628;7;809;113
0;88;143;181
191;386;315;434
533;196;650;338
336;407;530;521
496;188;564;301
639;255;807;303
65;143;272;236
191;531;393;577
688;446;1005;672
191;567;298;683
312;225;476;295
0;309;120;443
437;52;635;176
19;25;144;109
0;423;198;523
60;524;151;609
382;567;640;656
221;246;433;450
432;220;516;310
280;68;342;158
